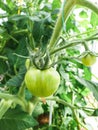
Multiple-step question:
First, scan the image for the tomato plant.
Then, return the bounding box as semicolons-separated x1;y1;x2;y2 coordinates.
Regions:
0;0;98;130
25;67;60;97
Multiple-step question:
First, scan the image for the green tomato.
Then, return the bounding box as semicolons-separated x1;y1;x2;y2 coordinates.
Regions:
81;54;96;66
25;67;60;97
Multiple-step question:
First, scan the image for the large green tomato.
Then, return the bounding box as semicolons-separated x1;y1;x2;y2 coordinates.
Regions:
25;67;60;97
81;54;96;66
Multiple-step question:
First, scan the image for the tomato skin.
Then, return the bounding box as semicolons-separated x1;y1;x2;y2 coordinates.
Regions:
25;67;60;97
81;54;96;66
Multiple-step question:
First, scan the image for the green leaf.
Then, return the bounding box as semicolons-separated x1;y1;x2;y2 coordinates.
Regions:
60;93;71;103
0;108;38;130
0;1;11;13
92;109;98;116
66;17;79;32
33;103;44;117
59;65;69;80
6;73;24;88
79;10;88;18
47;125;60;130
9;15;40;22
83;67;91;80
15;39;28;68
4;48;16;66
6;0;16;9
6;66;26;88
52;0;60;9
90;12;98;27
0;59;8;74
79;20;89;28
74;76;98;101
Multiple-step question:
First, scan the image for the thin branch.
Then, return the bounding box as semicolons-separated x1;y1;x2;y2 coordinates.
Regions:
46;96;76;109
50;40;82;55
49;0;77;49
77;0;98;15
50;32;98;55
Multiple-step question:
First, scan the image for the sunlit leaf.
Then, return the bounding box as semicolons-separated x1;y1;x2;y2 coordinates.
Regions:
79;10;88;18
90;12;98;27
74;76;98;101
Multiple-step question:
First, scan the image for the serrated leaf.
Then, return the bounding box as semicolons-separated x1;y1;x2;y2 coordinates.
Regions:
6;66;26;87
0;108;38;130
14;39;28;68
74;76;98;101
6;73;24;87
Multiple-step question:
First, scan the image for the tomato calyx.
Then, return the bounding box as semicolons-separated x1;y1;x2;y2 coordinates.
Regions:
32;50;50;70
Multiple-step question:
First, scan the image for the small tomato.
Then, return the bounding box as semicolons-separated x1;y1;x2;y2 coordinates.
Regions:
25;67;60;97
81;54;96;66
25;59;30;69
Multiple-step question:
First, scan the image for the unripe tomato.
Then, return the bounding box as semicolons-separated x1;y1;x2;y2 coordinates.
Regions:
25;67;60;97
81;54;96;66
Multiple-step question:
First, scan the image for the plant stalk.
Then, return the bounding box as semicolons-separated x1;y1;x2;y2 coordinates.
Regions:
50;40;82;55
50;32;98;55
18;81;25;98
46;96;75;109
49;0;77;49
77;0;98;15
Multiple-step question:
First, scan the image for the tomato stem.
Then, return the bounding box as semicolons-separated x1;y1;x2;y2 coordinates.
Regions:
72;109;88;130
18;81;25;98
49;0;98;52
49;101;54;126
50;32;98;55
46;96;75;109
0;55;8;60
27;3;35;50
77;0;98;15
49;0;76;49
27;97;39;115
83;42;90;51
50;40;82;55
